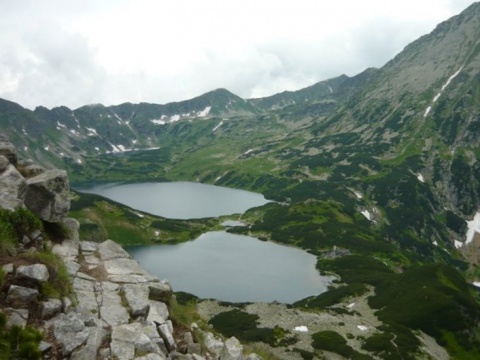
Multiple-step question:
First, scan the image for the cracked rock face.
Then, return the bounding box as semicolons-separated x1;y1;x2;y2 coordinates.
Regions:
16;264;50;283
6;285;39;308
24;169;70;222
0;134;18;165
0;160;27;211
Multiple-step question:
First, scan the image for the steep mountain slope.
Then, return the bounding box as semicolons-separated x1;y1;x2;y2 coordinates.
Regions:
299;1;480;231
249;69;378;111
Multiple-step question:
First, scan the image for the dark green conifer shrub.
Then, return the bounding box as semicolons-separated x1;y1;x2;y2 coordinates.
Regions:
0;312;43;360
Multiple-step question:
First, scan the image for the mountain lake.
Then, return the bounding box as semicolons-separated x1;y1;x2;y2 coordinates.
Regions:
77;181;332;303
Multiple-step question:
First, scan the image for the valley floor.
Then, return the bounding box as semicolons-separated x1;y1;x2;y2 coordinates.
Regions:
197;289;449;360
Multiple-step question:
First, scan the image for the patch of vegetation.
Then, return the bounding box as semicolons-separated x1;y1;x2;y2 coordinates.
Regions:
174;291;199;306
311;330;370;359
317;255;394;287
445;210;468;234
169;294;203;331
294;283;367;309
246;200;398;261
362;331;406;360
0;312;43;360
209;309;294;347
0;208;43;255
28;249;72;299
293;347;315;360
369;263;480;357
4;208;43;240
0;219;15;256
70;191;217;245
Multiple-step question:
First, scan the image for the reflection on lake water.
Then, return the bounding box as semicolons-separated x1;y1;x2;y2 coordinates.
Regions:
127;231;333;303
77;181;270;219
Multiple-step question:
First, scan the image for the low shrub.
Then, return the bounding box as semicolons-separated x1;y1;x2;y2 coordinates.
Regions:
0;220;16;256
169;296;202;330
0;312;43;359
294;282;367;309
0;208;43;255
8;208;42;238
311;330;370;359
209;309;290;346
370;264;480;357
174;291;199;306
28;250;72;299
362;332;401;359
293;348;315;360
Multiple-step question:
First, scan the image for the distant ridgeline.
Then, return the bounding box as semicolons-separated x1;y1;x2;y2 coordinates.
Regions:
0;1;480;359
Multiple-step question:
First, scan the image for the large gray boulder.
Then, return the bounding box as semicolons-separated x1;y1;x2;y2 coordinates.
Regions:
149;281;173;303
220;337;243;360
24;169;70;222
0;160;27;210
70;327;106;360
98;239;132;261
146;300;170;325
42;298;63;320
122;284;150;318
0;134;17;165
16;264;50;283
16;159;44;178
49;312;90;356
111;323;163;360
203;332;224;359
6;285;39;308
0;155;9;172
4;308;29;328
158;323;176;352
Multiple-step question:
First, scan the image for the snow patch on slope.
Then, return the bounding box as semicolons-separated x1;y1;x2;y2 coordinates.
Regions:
354;191;363;199
213;121;223;132
86;127;98;136
424;67;463;117
294;326;308;333
197;106;211;117
424;106;432;117
466;212;480;244
361;210;371;221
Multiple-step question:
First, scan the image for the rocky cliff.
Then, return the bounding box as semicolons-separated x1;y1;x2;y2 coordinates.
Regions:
0;134;257;360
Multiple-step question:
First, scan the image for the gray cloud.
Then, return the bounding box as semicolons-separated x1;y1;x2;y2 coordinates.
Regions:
0;0;476;109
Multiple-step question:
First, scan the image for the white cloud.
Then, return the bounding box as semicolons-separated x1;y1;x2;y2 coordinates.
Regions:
0;0;475;109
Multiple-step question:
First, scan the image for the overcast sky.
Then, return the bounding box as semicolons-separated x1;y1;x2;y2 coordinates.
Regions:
0;0;475;110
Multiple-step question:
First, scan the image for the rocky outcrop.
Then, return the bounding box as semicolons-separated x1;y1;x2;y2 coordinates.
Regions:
0;156;27;211
6;285;39;308
0;133;18;164
24;169;70;222
220;337;243;360
16;264;50;283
